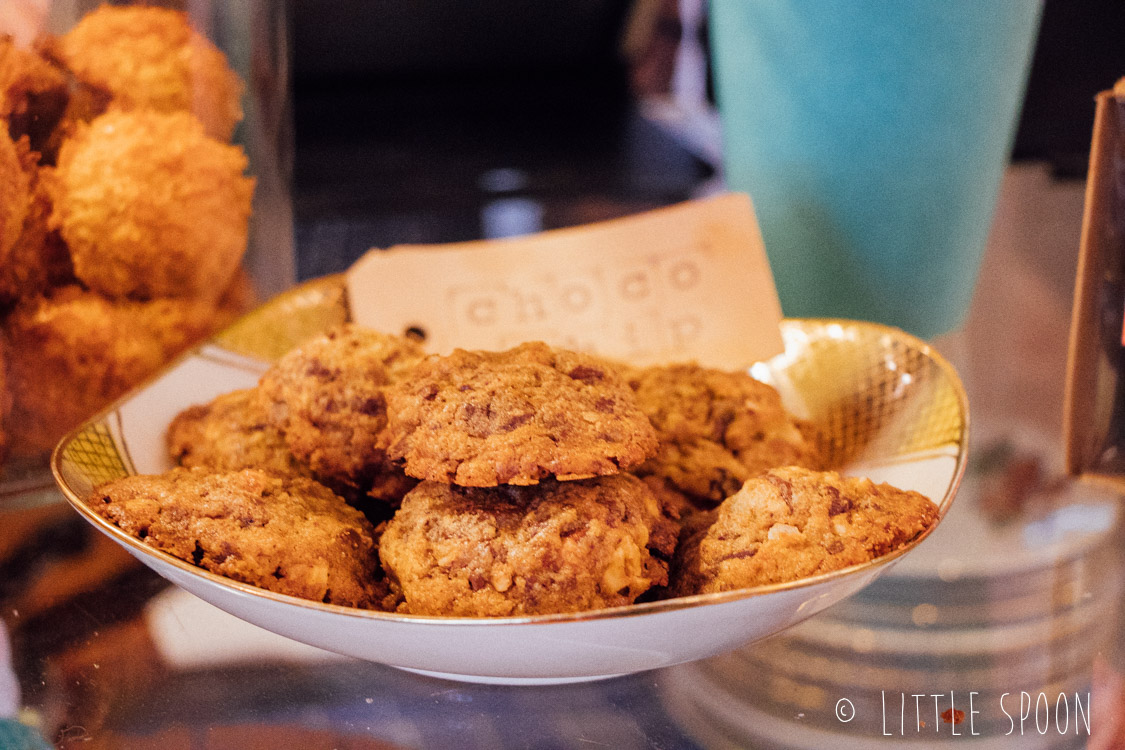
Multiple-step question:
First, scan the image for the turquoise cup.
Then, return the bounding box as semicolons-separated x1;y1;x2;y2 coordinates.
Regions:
709;1;1042;338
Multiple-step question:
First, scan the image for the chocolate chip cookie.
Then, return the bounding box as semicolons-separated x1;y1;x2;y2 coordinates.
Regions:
384;342;658;486
259;324;423;500
628;363;822;506
670;466;938;596
380;474;678;616
167;388;309;479
89;468;388;608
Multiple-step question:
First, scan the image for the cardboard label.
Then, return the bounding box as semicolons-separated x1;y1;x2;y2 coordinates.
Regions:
346;193;784;369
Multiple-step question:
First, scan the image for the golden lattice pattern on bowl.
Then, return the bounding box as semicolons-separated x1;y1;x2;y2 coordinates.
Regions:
774;320;965;468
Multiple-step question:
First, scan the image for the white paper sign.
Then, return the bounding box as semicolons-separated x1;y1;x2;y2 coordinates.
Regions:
346;193;784;369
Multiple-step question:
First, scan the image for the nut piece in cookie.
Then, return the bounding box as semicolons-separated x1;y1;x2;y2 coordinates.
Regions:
380;474;678;617
629;363;822;506
259;324;424;500
168;388;309;479
89;468;387;608
385;342;658;487
671;466;938;596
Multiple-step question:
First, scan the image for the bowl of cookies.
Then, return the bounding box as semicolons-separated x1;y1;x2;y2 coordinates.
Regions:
51;275;967;684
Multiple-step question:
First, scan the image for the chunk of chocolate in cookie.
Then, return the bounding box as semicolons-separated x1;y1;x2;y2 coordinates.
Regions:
384;342;657;486
380;474;677;616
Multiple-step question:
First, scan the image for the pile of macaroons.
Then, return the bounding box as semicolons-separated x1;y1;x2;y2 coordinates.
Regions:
0;5;255;460
90;324;940;617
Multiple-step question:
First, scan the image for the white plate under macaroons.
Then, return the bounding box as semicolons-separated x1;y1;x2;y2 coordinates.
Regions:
51;275;968;684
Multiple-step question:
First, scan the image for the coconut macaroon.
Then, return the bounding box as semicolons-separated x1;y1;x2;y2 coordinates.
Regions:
5;286;228;455
628;363;822;506
56;5;243;140
88;468;386;608
380;475;679;617
51;109;254;301
258;324;425;501
670;467;938;596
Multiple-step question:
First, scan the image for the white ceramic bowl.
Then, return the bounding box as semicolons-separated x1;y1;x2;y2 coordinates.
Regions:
52;276;968;684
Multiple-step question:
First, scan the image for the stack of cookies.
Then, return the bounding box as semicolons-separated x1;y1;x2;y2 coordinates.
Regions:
377;341;679;616
89;324;939;617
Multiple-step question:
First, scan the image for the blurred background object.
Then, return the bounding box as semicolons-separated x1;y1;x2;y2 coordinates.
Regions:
289;0;1125;281
708;0;1041;338
1013;0;1125;173
289;0;710;279
0;0;48;45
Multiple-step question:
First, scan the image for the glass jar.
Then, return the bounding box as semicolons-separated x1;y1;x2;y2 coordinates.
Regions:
0;0;294;501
